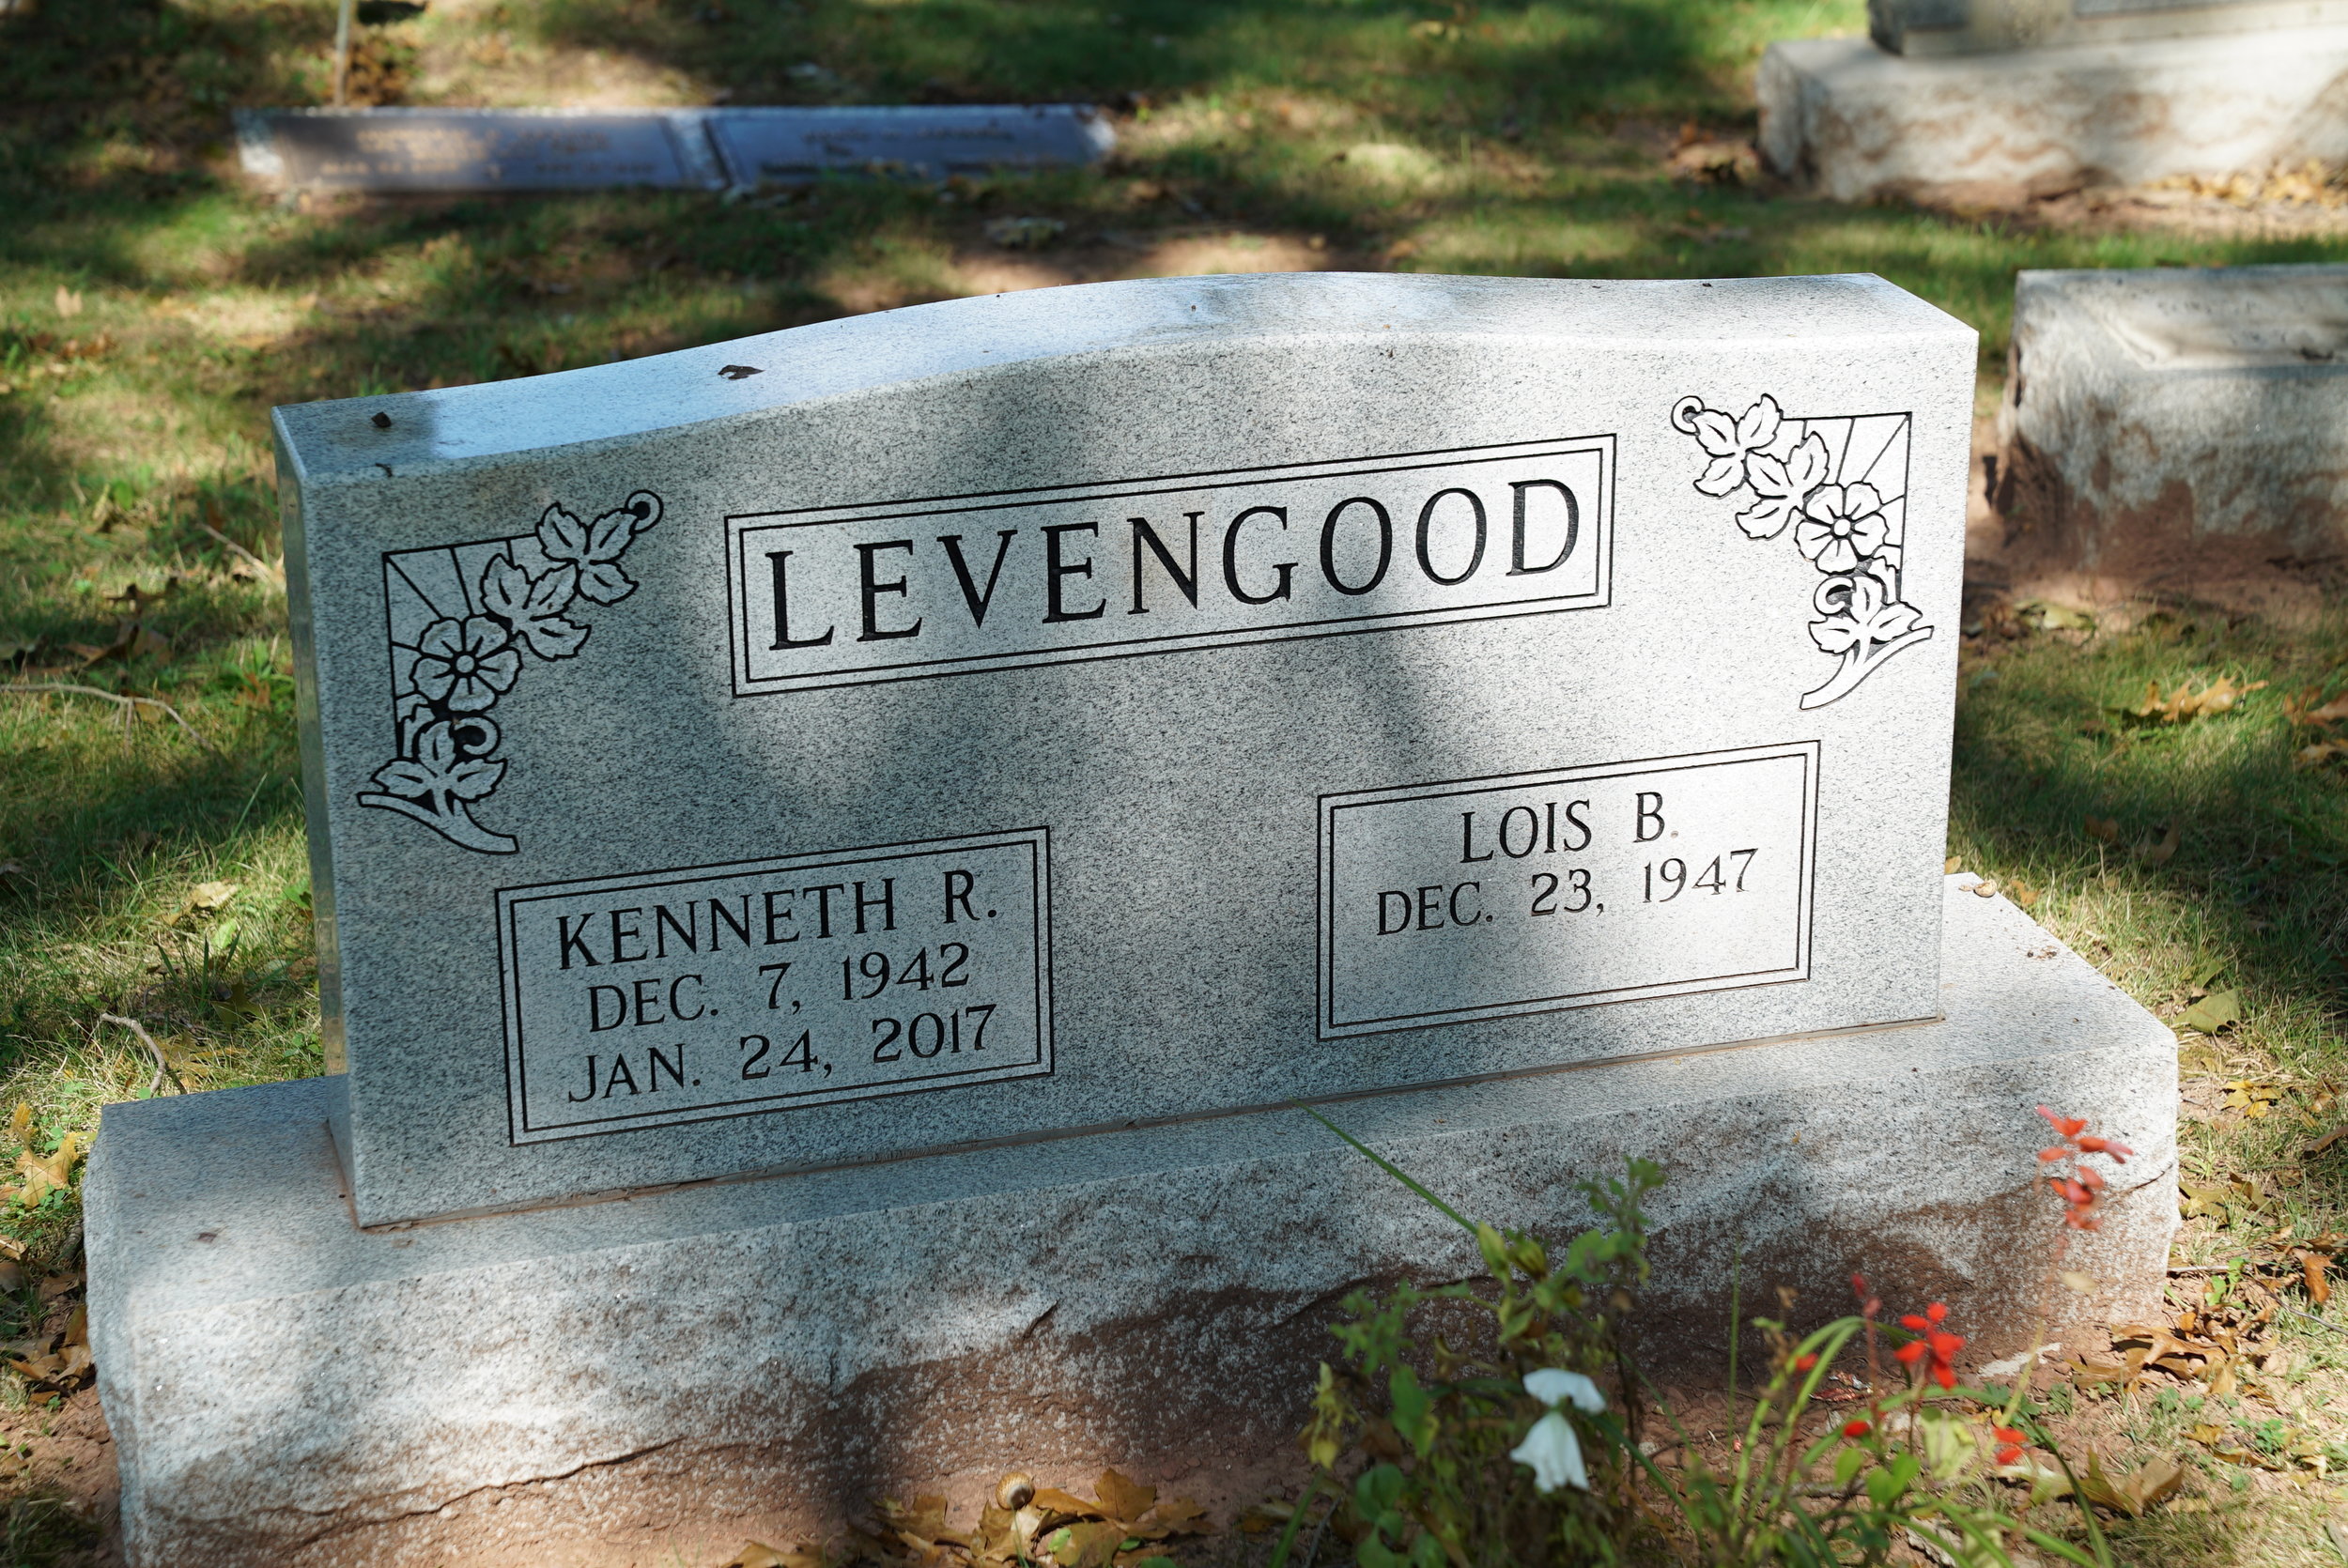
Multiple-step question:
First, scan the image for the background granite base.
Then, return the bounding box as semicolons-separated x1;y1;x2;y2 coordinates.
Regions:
1758;30;2348;204
1994;264;2348;602
87;882;2176;1568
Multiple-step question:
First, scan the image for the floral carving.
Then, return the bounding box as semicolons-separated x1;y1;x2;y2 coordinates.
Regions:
1671;396;1932;710
358;490;663;853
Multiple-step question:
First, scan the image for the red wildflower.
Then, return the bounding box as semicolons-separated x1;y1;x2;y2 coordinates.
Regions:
2078;1165;2107;1191
1895;1341;1925;1365
1794;1354;1818;1372
1925;1302;1948;1324
1995;1443;2023;1466
2038;1147;2067;1162
2037;1106;2087;1137
1843;1419;1871;1438
1899;1314;1930;1332
1992;1425;2026;1466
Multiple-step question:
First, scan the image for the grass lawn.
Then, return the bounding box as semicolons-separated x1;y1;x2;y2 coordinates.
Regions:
10;0;2348;1561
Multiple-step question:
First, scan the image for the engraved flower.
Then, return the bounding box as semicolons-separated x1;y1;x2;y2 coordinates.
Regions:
410;615;521;713
1794;482;1890;575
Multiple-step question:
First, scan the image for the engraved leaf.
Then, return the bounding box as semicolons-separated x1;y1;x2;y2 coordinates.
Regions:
479;556;588;660
1735;393;1784;454
1687;407;1739;456
1735;431;1831;540
1694;454;1745;498
371;720;504;804
1809;570;1922;657
538;492;662;605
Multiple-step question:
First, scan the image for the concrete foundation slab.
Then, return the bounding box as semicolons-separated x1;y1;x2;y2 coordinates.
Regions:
87;880;2176;1568
1758;29;2348;203
1993;264;2348;592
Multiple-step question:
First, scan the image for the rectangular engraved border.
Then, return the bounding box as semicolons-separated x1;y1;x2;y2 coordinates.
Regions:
1316;743;1819;1039
496;828;1054;1145
725;436;1615;695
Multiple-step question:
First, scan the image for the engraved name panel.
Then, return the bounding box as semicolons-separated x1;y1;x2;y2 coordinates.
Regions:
728;437;1614;694
1320;745;1817;1038
498;831;1051;1143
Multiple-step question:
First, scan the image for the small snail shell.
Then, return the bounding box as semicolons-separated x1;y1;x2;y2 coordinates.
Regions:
996;1472;1036;1512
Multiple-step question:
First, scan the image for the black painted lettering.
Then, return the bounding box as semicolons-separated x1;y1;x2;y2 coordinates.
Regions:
1508;480;1579;576
1460;810;1494;864
1378;890;1412;934
855;540;922;642
1222;506;1296;606
647;1044;687;1092
1448;882;1482;926
567;1055;599;1101
1415;487;1489;586
1415;885;1444;930
937;530;1018;628
1635;792;1666;842
600;1053;641;1097
854;877;897;934
609;908;648;964
1129;513;1202;614
631;976;666;1026
708;895;751;949
558;914;600;970
1562;798;1593;852
1042;522;1106;623
943;868;978;924
670;975;706;1021
1499;805;1540;859
654;902;697;958
588;986;626;1032
766;550;836;649
1318;497;1392;597
803;883;846;938
763;888;798;945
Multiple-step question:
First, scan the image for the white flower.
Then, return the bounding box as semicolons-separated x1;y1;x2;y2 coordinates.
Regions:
1524;1368;1607;1414
1510;1411;1589;1494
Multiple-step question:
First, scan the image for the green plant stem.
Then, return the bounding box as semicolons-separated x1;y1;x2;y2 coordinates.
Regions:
1293;1102;1476;1233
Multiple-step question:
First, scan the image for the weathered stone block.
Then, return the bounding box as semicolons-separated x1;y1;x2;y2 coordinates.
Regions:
1994;264;2348;593
88;881;2175;1568
1759;30;2348;202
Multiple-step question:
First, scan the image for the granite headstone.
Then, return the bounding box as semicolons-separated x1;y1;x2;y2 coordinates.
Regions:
270;270;1976;1226
234;108;728;192
706;104;1114;184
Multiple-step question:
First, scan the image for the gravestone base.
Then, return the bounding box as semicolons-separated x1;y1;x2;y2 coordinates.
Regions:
87;880;2176;1568
1758;28;2348;204
1994;264;2348;606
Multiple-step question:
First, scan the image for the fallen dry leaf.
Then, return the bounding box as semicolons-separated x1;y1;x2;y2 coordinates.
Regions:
2131;675;2267;724
2076;1451;2185;1516
2084;815;2121;842
2184;992;2241;1035
2144;824;2182;866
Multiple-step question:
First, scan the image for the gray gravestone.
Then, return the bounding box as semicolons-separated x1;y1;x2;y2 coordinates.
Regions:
267;270;1976;1226
1870;0;2348;54
233;108;726;192
86;271;2183;1566
706;104;1114;184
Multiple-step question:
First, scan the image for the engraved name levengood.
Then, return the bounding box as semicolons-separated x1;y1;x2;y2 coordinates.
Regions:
496;831;1051;1144
726;437;1614;694
1319;744;1818;1038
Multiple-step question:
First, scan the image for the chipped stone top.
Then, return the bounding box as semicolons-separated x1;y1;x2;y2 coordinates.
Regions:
2018;264;2348;374
272;272;1970;481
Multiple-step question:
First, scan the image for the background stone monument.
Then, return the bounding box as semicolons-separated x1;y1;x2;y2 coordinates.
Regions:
1762;4;2348;202
1994;263;2348;601
86;271;2176;1566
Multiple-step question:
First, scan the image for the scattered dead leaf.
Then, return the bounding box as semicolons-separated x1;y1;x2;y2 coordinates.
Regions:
2184;991;2243;1035
2130;675;2267;724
